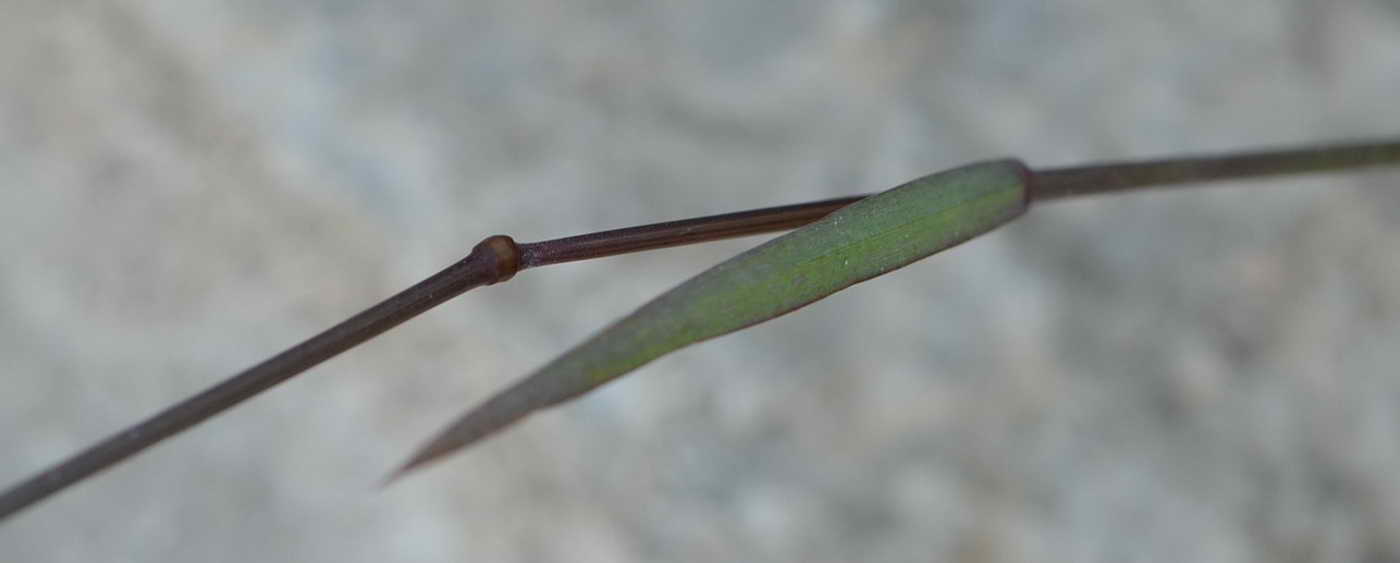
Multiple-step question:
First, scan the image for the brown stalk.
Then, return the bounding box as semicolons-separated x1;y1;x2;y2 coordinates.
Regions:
1;137;1397;520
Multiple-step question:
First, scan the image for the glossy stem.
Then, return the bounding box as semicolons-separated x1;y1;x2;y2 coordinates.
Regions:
1033;138;1400;200
0;238;520;520
517;195;863;267
2;137;1396;520
516;138;1400;267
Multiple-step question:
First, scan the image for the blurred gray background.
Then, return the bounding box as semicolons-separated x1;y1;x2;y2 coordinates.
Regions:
3;1;1400;561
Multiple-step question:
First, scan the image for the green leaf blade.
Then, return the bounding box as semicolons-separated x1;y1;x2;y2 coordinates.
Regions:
393;159;1031;475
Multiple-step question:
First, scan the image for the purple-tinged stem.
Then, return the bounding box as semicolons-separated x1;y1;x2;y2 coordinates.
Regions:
2;137;1396;520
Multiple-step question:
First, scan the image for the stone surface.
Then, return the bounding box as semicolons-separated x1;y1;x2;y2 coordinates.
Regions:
3;1;1399;561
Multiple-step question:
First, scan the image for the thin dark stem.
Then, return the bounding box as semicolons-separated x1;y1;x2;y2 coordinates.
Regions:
1033;139;1400;200
0;239;518;520
516;195;862;267
2;137;1396;521
515;138;1400;268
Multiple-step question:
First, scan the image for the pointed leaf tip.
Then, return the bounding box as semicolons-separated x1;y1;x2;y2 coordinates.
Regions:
386;377;551;483
383;447;436;485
